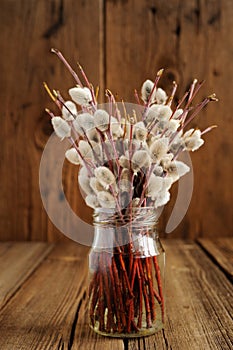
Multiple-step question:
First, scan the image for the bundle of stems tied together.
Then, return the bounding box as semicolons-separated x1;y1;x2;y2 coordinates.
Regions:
44;49;217;334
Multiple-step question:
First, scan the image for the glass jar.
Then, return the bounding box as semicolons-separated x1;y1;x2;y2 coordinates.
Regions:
88;207;165;338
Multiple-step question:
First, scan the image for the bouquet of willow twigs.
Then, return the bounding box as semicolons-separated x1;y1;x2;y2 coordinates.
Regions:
44;49;217;335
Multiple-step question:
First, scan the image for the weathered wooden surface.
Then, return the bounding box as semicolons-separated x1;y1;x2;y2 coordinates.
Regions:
0;0;232;241
0;242;89;349
0;242;53;310
105;0;233;239
0;0;103;241
0;240;232;349
198;238;233;281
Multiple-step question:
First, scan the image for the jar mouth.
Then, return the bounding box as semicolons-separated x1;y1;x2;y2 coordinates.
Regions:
93;206;159;227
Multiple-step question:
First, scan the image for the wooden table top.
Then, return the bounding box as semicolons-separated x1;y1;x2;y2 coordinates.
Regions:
0;239;232;350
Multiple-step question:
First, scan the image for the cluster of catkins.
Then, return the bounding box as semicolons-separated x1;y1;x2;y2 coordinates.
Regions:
50;78;207;212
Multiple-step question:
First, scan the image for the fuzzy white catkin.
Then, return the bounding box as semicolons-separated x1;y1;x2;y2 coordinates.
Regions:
149;137;169;162
166;160;190;182
174;161;190;178
183;129;204;151
69;86;92;106
147;105;172;124
154;190;170;208
120;168;131;181
161;177;173;192
154;177;173;208
154;88;168;104
141;79;155;103
173;109;183;119
65;148;80;165
94;109;110;131
79;165;89;178
157;105;173;121
111;117;124;138
77;113;94;131
85;194;99;209
86;128;100;143
62;101;77;121
160;154;174;171
146;174;163;200
119;155;130;169
51;117;71;139
97;191;116;208
145;104;160;124
89;177;105;194
78;175;93;195
73;113;94;135
134;122;148;142
119;179;131;192
166;119;180;132
78;140;93;159
183;128;195;139
94;166;116;188
131;150;151;173
90;141;102;157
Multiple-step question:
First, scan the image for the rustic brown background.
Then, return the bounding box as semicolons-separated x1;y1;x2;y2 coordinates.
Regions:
0;0;232;241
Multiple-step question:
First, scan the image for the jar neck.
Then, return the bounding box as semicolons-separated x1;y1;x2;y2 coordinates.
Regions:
92;207;159;253
93;207;159;230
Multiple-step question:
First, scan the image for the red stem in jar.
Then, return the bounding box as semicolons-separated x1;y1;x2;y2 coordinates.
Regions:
138;258;152;328
136;263;143;328
98;254;105;331
107;256;123;332
102;253;114;332
117;248;134;299
112;257;127;329
130;258;138;289
145;257;156;321
89;272;99;327
153;255;164;323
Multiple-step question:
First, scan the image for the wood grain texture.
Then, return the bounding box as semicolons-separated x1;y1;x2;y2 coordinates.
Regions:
0;0;103;241
198;238;233;280
105;0;233;238
0;243;89;349
72;294;124;350
0;0;232;241
0;242;53;310
127;240;233;349
0;241;232;349
0;240;233;350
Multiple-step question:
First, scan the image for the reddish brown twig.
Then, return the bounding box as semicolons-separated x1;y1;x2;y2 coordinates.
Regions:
136;263;143;328
138;258;152;328
112;257;127;329
145;257;156;321
153;256;164;322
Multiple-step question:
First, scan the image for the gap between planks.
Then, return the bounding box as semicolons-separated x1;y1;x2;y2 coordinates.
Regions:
0;242;54;311
197;238;233;282
0;241;232;350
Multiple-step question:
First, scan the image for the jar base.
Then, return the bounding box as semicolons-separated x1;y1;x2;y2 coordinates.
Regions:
90;320;164;338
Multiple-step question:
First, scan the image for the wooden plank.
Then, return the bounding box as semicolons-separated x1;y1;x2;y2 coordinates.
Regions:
198;238;233;280
127;240;233;349
0;242;53;310
49;242;124;349
0;242;123;349
72;292;124;350
0;243;87;349
0;0;103;241
0;241;232;348
105;0;233;238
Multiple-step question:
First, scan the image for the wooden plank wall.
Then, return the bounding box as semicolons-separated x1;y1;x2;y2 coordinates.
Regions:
0;0;232;241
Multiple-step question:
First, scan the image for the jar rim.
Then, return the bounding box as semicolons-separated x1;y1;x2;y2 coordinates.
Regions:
93;206;159;227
